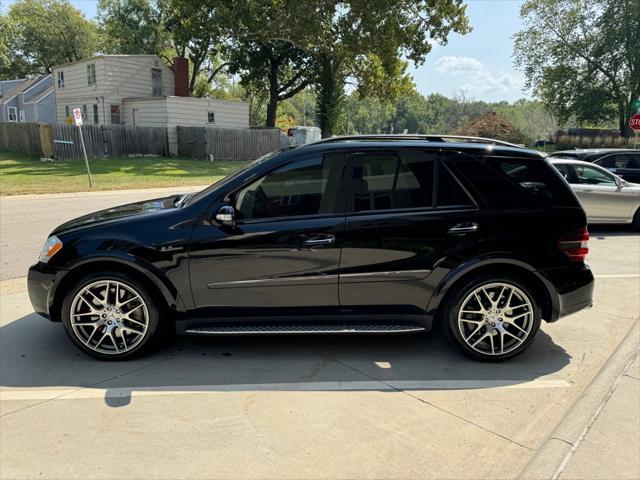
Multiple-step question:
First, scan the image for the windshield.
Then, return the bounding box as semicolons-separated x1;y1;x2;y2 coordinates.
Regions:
184;149;290;206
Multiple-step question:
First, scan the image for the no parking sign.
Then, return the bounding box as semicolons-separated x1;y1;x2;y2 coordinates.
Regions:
72;107;83;126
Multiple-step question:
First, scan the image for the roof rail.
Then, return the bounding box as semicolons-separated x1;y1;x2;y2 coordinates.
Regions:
309;134;526;149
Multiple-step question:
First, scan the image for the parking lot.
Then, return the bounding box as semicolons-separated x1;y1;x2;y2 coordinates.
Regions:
1;190;638;479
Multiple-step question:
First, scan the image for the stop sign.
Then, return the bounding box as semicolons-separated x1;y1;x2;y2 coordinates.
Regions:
630;114;640;131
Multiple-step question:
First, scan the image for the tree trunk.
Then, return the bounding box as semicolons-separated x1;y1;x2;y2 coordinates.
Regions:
265;60;280;128
316;56;342;138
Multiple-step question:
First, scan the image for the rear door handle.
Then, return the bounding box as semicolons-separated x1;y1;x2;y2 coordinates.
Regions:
447;222;479;234
302;234;336;247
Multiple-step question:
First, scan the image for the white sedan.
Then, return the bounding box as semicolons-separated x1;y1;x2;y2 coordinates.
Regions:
550;158;640;228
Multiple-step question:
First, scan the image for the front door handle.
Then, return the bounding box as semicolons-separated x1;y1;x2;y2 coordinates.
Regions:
447;222;479;234
302;234;336;247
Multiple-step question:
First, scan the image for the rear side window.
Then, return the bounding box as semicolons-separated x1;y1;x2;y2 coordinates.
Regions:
488;157;578;206
445;152;579;209
614;154;640;169
352;152;435;212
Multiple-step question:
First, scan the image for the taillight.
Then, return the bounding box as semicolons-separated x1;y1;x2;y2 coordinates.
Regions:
558;227;589;262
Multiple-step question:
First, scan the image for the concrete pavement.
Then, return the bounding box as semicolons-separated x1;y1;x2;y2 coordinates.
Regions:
0;189;638;479
0;186;205;280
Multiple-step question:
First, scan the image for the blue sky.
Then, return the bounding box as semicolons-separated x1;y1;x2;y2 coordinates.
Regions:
5;0;530;103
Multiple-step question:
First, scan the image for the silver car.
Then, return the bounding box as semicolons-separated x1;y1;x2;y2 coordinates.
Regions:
550;159;640;227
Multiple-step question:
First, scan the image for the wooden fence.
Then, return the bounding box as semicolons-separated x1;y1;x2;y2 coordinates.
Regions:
51;124;168;160
0;122;49;156
0;122;168;160
178;126;281;160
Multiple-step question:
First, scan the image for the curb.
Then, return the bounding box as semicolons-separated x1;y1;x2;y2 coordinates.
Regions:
0;185;208;201
518;319;640;479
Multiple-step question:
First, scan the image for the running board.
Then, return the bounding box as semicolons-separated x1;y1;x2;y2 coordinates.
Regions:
185;324;426;336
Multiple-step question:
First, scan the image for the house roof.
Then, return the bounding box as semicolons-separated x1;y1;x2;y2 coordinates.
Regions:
25;86;53;104
51;55;164;70
0;75;50;105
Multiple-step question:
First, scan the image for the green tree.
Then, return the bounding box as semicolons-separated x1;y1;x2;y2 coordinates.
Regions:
514;0;640;137
248;0;470;137
165;0;231;95
97;0;169;55
227;40;313;127
3;0;97;75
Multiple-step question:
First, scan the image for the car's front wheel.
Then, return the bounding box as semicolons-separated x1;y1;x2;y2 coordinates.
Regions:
442;275;542;361
61;272;162;360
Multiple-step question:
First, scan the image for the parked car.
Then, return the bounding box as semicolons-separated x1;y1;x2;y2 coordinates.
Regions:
550;159;640;227
550;149;640;183
592;152;640;184
28;135;595;362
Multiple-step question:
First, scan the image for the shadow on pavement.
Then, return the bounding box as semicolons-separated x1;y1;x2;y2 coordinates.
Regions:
1;312;571;408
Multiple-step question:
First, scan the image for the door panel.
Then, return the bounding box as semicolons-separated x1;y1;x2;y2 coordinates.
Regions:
570;164;632;222
188;152;349;313
338;149;485;313
189;216;344;309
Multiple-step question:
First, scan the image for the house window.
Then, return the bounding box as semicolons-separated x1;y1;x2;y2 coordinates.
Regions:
208;112;215;123
19;110;25;122
110;105;121;124
7;107;17;122
82;104;88;120
151;68;163;96
87;64;96;86
65;105;70;119
57;71;64;88
93;104;99;124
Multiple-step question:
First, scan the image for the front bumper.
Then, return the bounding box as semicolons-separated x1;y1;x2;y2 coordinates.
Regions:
538;262;594;322
27;262;65;321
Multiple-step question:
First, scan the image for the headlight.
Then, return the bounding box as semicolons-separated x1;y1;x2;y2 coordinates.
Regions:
39;236;63;263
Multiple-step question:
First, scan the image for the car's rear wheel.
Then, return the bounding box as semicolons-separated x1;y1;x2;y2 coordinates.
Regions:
633;208;640;231
442;275;542;361
61;272;162;360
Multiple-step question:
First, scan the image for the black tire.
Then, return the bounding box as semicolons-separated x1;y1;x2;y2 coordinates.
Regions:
633;208;640;231
61;271;163;360
440;275;542;362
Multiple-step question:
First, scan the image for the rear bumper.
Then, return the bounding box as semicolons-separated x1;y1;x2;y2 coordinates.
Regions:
538;262;594;322
27;263;65;321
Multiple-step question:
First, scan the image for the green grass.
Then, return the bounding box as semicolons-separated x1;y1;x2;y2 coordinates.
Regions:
0;150;247;195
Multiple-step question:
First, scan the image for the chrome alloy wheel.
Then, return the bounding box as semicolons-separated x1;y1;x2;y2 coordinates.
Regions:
457;282;534;356
69;280;149;355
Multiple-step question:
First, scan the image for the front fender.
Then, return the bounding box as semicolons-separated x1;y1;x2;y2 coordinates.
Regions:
49;252;191;320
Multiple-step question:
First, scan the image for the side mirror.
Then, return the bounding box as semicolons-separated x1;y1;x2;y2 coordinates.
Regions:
215;205;235;226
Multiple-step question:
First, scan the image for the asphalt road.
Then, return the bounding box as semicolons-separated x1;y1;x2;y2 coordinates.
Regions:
0;189;638;479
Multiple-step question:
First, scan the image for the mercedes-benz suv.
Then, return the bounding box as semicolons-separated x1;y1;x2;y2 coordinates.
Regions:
28;135;595;361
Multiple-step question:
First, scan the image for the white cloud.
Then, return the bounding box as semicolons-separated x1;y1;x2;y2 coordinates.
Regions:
435;56;484;74
433;55;525;99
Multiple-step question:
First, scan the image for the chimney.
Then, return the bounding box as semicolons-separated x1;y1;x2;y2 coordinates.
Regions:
172;57;189;97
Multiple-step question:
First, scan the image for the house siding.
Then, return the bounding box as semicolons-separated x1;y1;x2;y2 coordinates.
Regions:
52;55;174;125
29;91;56;123
122;97;250;155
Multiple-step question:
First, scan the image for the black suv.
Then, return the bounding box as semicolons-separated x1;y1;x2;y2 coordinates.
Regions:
28;135;594;361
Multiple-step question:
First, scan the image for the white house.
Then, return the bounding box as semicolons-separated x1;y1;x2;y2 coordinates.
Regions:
51;55;249;154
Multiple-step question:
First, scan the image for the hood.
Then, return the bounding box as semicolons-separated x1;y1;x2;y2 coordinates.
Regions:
52;195;181;235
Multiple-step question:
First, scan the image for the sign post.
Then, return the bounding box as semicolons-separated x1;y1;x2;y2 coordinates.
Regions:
73;107;93;188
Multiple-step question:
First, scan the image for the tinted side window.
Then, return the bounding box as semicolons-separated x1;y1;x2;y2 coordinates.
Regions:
352;152;434;212
436;164;475;207
446;152;579;209
615;154;640;169
234;154;344;220
487;157;579;206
